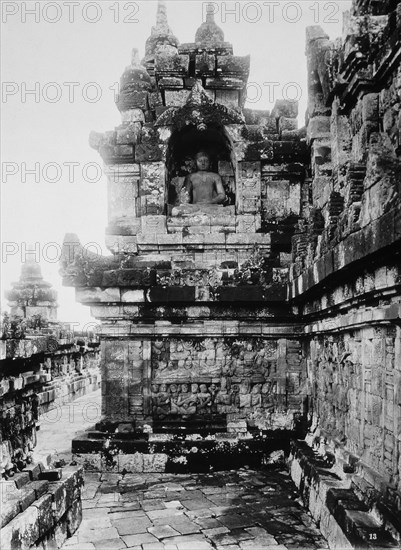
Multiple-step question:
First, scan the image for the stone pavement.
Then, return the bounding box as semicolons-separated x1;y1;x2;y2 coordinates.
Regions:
62;469;328;550
33;390;328;550
33;388;102;466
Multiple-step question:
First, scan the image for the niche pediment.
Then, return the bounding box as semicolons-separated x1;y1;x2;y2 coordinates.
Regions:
155;82;244;129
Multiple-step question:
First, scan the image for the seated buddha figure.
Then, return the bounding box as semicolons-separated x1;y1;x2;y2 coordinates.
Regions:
172;151;226;216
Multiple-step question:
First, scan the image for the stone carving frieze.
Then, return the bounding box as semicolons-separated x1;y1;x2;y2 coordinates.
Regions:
150;379;279;419
151;338;278;382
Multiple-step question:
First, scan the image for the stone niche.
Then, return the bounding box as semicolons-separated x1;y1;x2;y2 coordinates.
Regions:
163;99;239;234
166;124;236;210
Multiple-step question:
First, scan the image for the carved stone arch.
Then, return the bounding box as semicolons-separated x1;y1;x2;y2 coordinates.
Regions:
156;82;242;210
165;121;237;208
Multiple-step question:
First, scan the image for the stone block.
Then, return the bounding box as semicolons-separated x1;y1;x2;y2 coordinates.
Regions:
195;53;215;75
186;225;211;235
273;141;308;163
239;161;261;187
141;215;167;235
118;452;144;473
1;503;40;549
307;116;331;142
76;288;120;304
215;89;240;107
279;117;298;132
31;480;49;500
102;269;156;288
120;109;145;123
204;88;216;102
155;53;189;74
105;235;138;254
32;492;54;538
148;287;196;303
243;108;271;126
116;90;148;112
218;161;234;176
66;498;83;537
140;162;165;215
13;472;30;489
216;55;250;76
148;91;163;110
244;140;274;161
165;90;191;107
120;290;145;303
135;143;164;162
157;77;184;89
205;77;245;90
107;173;139;224
1;497;21;529
263;180;290;218
217;286;264;302
142;454;168;473
115;122;142;145
237;214;261;233
362;93;379;123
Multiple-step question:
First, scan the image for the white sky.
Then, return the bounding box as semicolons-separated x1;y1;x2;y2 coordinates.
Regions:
1;0;352;327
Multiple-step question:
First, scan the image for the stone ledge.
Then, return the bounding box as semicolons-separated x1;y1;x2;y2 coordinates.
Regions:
0;465;83;549
288;440;399;549
304;302;401;334
97;321;304;338
289;207;401;300
71;432;295;473
312;429;401;542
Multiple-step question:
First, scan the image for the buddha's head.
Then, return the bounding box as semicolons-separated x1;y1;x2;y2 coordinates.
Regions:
195;151;210;172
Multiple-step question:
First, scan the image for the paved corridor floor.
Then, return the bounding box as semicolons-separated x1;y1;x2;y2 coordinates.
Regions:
34;389;102;466
62;469;328;550
35;390;328;550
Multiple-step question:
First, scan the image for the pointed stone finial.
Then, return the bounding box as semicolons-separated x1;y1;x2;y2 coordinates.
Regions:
20;257;43;282
195;3;224;46
205;2;217;23
118;46;151;98
154;0;169;33
131;48;140;66
6;258;58;319
144;0;179;60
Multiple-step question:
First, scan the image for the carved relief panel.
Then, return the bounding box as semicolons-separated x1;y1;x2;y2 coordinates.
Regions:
148;337;297;421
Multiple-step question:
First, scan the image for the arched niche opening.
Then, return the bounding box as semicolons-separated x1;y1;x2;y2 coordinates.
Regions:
166;124;236;212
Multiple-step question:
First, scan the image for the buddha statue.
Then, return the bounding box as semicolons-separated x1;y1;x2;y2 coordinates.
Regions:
171;151;226;216
186;152;226;205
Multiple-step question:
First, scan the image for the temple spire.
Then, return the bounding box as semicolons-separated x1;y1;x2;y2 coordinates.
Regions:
205;3;216;24
144;0;179;62
151;0;173;37
195;2;224;47
155;0;169;32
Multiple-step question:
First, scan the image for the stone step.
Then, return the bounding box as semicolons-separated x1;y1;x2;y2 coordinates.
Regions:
288;440;400;549
0;465;84;548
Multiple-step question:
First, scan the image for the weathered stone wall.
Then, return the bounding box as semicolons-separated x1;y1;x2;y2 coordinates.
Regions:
288;0;401;533
0;333;100;479
306;323;400;484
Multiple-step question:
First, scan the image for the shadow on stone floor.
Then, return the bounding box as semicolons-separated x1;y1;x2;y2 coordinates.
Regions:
63;468;329;550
